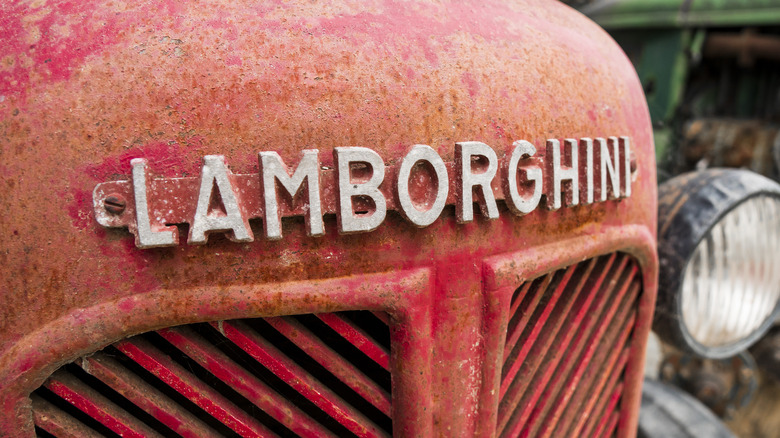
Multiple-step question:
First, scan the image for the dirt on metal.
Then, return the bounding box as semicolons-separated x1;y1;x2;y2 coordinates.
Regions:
0;0;657;436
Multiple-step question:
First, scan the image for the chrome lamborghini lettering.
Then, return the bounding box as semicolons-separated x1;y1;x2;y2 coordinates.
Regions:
94;136;635;248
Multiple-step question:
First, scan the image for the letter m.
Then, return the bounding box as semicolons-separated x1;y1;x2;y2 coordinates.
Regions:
259;150;324;239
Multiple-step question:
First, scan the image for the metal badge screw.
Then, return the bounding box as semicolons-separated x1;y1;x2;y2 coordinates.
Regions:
104;194;126;215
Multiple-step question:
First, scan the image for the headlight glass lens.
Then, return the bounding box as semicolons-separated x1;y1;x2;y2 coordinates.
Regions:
681;195;780;347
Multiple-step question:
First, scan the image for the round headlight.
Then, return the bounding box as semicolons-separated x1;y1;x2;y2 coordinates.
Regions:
656;169;780;358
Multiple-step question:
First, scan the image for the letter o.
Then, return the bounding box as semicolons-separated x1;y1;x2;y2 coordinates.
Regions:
397;145;449;227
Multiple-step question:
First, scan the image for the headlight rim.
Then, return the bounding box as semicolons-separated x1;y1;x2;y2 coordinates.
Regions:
657;168;780;359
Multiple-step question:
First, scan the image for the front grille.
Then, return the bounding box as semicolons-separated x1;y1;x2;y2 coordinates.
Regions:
497;252;642;438
32;311;391;437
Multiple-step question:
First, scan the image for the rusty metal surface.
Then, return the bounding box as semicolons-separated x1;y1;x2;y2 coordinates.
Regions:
0;0;657;436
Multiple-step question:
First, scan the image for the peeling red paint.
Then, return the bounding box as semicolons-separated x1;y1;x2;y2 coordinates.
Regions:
588;108;598;123
84;141;202;181
461;72;480;99
0;0;186;100
65;189;94;231
224;55;242;67
490;118;507;139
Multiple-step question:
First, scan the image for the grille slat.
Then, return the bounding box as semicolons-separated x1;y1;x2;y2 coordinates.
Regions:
508;253;621;434
566;348;631;436
265;316;392;416
497;255;631;434
564;349;630;438
31;394;103;438
116;337;275;437
217;320;389;438
545;266;638;420
504;256;615;436
583;381;626;438
500;267;576;399
537;286;638;438
316;314;390;371
32;310;392;437
546;310;637;438
76;353;219;438
498;259;597;419
370;311;390;325
503;275;554;364
595;406;621;437
45;371;164;438
157;326;335;438
497;253;642;438
506;282;534;324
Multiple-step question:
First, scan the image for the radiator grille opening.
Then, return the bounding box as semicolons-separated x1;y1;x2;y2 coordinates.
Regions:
497;252;642;438
32;311;392;438
34;428;56;438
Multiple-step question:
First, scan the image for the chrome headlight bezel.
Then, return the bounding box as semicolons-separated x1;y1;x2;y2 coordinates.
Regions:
656;169;780;359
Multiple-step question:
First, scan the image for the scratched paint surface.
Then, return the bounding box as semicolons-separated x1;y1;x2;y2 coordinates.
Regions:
0;0;656;436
